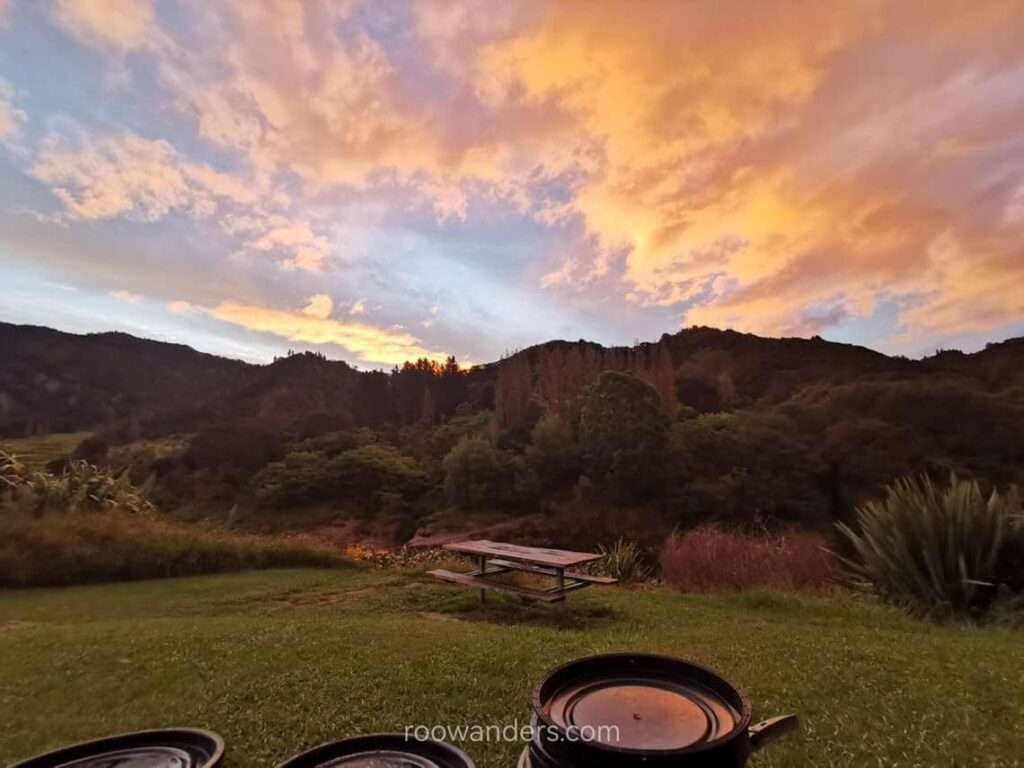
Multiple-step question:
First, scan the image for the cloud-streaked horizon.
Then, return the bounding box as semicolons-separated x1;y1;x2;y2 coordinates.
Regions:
1;0;1023;367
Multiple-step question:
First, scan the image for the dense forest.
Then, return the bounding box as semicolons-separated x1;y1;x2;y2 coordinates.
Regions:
3;321;1023;545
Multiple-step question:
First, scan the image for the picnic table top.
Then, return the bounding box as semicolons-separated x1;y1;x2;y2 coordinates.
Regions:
442;539;602;568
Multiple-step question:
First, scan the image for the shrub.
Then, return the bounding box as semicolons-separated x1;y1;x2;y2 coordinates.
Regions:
545;498;668;554
252;451;333;507
428;411;492;461
836;474;1023;619
660;525;837;593
593;539;652;583
331;443;427;498
1;450;25;491
252;444;427;509
72;435;109;465
0;451;155;517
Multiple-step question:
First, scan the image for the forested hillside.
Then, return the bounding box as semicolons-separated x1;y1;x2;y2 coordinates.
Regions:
2;321;1022;542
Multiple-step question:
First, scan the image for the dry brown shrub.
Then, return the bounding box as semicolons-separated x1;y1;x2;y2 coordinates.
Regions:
659;524;837;593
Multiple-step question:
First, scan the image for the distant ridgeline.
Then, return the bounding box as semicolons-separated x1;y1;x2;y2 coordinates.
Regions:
2;320;1024;441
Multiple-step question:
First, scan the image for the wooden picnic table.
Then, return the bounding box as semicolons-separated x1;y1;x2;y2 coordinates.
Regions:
428;539;617;604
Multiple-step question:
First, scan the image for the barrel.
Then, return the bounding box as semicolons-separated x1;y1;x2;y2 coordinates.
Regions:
524;653;796;768
276;734;475;768
9;729;225;768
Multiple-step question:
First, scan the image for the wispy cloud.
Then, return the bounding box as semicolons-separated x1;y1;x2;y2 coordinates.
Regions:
0;79;25;140
110;290;142;304
207;295;450;366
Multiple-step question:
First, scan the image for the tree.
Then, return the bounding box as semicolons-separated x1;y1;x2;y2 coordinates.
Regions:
578;371;668;503
442;435;535;509
668;410;828;527
443;436;504;509
526;413;581;491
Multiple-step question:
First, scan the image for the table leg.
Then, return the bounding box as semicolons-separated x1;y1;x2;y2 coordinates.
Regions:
556;567;565;599
479;555;487;604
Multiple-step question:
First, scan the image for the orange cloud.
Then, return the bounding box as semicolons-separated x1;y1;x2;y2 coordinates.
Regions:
208;296;449;366
52;0;166;52
301;294;333;320
464;1;1024;343
32;133;192;221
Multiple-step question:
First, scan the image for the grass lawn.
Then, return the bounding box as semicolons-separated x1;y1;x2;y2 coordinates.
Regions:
1;568;1021;767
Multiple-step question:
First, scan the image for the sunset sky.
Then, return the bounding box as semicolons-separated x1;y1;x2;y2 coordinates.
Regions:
1;1;1023;367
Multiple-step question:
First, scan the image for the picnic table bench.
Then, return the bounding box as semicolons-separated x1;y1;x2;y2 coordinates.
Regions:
428;540;617;604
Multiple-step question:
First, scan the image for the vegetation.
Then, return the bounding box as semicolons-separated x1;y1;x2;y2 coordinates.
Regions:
0;512;343;587
253;444;427;512
0;450;344;587
2;570;1022;767
524;413;580;491
837;475;1024;619
668;411;828;527
1;450;155;516
660;525;837;593
593;539;652;583
6;323;1024;563
578;371;668;502
0;431;94;471
441;436;536;510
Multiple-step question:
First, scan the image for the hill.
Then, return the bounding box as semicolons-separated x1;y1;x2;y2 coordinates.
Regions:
0;323;251;437
2;320;1023;535
4;320;1022;440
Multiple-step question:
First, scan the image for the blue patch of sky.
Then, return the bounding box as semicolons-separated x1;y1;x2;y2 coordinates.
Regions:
0;260;282;362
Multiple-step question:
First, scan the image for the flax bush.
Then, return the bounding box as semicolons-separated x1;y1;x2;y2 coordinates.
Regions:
593;538;653;583
837;474;1023;619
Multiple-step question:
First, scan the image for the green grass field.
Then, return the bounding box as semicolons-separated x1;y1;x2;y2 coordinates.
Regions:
1;569;1021;767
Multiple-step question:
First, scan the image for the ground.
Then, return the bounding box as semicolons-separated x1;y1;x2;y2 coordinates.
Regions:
1;568;1021;768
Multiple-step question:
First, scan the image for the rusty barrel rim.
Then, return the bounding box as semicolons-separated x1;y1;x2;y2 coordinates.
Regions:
532;653;753;760
8;728;225;768
276;734;475;768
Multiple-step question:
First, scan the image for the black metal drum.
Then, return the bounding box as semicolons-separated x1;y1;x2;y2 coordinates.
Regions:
524;653;797;767
9;729;225;768
276;734;475;768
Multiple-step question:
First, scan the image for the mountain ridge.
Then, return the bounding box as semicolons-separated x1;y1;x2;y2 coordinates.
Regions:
1;320;1022;438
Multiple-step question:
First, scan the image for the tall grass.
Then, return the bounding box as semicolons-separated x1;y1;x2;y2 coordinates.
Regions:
837;474;1023;619
660;525;837;593
0;449;346;587
593;539;652;582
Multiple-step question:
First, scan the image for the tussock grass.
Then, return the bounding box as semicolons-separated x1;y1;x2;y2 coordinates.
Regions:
0;510;346;587
0;448;346;587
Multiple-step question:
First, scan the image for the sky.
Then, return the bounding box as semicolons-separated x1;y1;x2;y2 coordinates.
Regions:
1;1;1023;368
